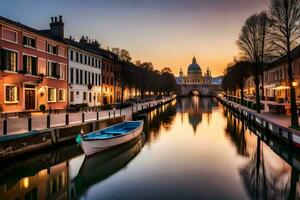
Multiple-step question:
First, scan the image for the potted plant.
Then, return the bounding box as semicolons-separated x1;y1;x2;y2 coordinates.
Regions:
39;104;46;112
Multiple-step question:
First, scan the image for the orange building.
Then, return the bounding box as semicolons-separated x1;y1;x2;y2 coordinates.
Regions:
0;16;68;112
100;50;118;105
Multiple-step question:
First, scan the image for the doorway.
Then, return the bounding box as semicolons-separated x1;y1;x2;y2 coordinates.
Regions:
25;90;36;110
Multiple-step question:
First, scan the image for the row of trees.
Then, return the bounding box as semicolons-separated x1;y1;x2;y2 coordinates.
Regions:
222;0;300;127
112;48;177;105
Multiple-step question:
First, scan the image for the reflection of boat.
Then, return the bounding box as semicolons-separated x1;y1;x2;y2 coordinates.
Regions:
77;121;144;156
70;133;145;199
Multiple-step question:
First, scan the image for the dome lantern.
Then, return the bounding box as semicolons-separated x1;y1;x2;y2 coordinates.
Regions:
187;56;201;74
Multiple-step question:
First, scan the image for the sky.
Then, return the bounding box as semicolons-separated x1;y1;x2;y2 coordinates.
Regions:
0;0;268;76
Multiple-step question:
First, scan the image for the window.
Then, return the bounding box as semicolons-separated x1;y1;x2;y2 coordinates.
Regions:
60;64;65;80
23;36;36;48
88;56;90;65
76;52;79;62
95;59;98;68
80;54;83;63
98;74;101;85
92;73;94;85
80;70;83;84
84;55;87;64
47;61;59;78
98;60;101;68
76;69;79;84
89;92;92;102
92;58;94;66
95;75;98;86
70;50;74;60
85;71;87;85
83;92;87;101
58;89;65;102
102;76;106;84
23;55;37;75
48;88;56;102
1;49;17;71
5;85;19;103
88;72;91;84
70;91;74;102
70;68;74;83
47;43;57;54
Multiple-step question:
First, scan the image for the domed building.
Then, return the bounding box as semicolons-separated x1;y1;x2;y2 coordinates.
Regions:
177;56;212;85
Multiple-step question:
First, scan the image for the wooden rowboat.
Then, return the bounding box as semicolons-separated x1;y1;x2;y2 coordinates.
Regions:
76;120;144;156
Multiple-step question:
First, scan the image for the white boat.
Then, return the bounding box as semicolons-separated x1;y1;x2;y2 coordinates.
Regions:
76;120;144;156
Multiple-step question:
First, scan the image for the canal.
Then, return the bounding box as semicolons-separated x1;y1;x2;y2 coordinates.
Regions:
1;96;300;200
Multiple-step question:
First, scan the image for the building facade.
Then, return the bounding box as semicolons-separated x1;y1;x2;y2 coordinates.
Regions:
101;52;118;105
176;56;221;96
0;16;68;112
243;45;300;100
66;39;102;107
176;56;212;85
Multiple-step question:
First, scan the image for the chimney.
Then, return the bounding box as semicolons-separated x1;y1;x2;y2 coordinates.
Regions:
49;15;64;39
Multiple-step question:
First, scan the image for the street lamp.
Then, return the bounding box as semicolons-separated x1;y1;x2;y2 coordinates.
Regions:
292;80;298;87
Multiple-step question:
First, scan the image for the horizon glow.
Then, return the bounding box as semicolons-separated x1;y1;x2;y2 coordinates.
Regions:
0;0;268;76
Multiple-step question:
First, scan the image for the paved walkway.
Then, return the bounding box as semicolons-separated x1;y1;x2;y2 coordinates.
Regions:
0;97;174;135
222;96;297;130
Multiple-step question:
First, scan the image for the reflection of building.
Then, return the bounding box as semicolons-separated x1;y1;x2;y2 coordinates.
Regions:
178;96;216;132
0;162;69;200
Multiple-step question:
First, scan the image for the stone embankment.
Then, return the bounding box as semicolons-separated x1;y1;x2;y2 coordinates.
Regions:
217;95;300;148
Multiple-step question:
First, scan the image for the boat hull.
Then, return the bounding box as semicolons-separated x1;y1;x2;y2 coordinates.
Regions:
81;123;143;156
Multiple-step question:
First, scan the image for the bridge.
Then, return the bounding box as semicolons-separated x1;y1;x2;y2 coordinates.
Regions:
177;84;222;97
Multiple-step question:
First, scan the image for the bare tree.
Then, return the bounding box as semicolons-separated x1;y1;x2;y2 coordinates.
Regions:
237;14;263;113
270;0;300;127
258;11;272;100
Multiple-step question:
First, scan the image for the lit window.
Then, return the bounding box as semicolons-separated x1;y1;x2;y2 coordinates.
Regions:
2;49;17;71
23;55;37;75
5;85;19;103
58;89;65;102
47;88;56;102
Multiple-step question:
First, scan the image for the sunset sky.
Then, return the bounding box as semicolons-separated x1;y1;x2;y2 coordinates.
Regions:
1;0;268;76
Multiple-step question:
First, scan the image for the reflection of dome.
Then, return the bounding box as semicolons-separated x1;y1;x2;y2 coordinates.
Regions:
188;56;201;74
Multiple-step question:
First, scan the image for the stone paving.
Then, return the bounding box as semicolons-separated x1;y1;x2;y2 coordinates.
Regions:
222;96;298;131
0;97;174;135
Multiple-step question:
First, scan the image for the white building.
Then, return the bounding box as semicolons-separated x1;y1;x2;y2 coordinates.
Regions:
66;38;102;107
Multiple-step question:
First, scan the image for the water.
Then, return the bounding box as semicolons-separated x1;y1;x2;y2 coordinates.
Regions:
1;96;300;200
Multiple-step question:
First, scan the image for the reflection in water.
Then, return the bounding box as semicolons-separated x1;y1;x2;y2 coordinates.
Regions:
70;133;146;200
1;97;300;199
226;111;300;200
177;96;217;132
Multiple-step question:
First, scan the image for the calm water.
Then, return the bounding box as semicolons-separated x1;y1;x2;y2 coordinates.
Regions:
1;96;300;200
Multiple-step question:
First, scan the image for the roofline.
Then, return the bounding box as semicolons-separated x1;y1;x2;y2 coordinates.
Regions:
0;15;67;46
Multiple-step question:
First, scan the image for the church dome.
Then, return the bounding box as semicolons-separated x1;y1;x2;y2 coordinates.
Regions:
188;56;201;74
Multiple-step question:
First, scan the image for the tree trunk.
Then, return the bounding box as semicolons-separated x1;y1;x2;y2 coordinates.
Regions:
287;48;299;127
254;65;261;113
261;68;264;101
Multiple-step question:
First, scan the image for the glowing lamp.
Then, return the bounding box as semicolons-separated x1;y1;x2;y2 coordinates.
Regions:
292;80;298;87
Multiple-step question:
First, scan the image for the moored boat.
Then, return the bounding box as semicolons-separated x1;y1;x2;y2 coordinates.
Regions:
76;120;144;156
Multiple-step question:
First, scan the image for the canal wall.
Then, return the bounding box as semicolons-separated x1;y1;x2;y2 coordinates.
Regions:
0;115;125;160
217;95;300;149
